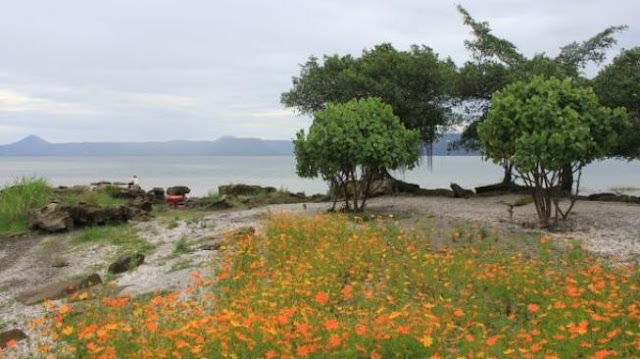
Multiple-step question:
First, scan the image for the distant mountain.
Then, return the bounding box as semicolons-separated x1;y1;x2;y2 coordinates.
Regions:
0;134;479;156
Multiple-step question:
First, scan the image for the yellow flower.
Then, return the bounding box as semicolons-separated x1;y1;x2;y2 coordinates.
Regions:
420;334;433;347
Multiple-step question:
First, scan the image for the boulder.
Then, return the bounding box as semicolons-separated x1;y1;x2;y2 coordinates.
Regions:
125;197;153;221
110;188;147;199
450;183;474;198
16;273;102;305
28;202;74;233
198;239;223;251
218;184;276;196
68;204;129;227
148;187;165;202
0;329;28;349
587;192;640;203
167;186;191;196
108;253;145;274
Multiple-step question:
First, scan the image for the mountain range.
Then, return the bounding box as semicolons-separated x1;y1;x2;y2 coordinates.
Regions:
0;134;478;156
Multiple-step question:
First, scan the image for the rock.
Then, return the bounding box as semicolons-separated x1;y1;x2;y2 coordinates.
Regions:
51;258;70;268
218;184;276;196
16;273;102;305
450;183;474;198
148;187;165;202
233;226;255;238
475;182;528;195
167;186;191;196
28;202;74;233
587;192;640;204
110;188;147;199
108;253;145;274
0;329;28;348
199;240;223;251
185;195;235;210
416;188;454;197
390;179;421;194
67;204;129;227
125;197;153;221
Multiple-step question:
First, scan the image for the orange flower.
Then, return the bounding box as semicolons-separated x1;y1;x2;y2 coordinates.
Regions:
527;304;540;313
327;335;341;348
355;324;367;336
315;291;329;305
453;309;464;317
5;339;17;348
487;336;498;346
324;319;339;331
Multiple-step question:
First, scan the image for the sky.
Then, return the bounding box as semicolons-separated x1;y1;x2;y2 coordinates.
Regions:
0;0;638;145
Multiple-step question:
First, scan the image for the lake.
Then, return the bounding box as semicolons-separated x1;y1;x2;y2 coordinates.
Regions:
0;156;638;196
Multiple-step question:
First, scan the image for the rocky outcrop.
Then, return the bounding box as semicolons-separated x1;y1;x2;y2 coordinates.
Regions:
148;187;165;202
16;273;102;305
417;188;455;197
108;253;145;274
475;182;528;195
28;203;74;232
450;183;474;198
185;195;235;210
218;184;276;196
167;186;191;196
68;204;129;227
0;329;28;348
588;193;640;204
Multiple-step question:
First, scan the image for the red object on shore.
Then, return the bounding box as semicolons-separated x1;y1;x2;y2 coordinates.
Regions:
165;195;185;208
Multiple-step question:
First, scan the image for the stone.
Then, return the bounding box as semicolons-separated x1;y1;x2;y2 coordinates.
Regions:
0;329;28;349
68;204;129;227
28;202;74;233
16;273;102;305
167;186;191;196
475;182;528;195
148;187;165;202
199;240;223;251
218;184;276;196
108;253;145;274
450;183;474;198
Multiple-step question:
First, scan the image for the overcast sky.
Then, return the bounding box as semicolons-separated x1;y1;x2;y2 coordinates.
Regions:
0;0;638;144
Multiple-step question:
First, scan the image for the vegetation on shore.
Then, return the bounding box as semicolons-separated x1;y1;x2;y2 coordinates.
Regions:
0;178;127;236
30;215;640;358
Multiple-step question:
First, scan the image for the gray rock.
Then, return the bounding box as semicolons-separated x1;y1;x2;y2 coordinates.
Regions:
0;329;28;348
28;202;74;233
108;253;145;274
167;186;191;196
16;273;102;305
450;183;474;198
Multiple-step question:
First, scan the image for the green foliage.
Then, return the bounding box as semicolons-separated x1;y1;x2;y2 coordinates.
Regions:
455;5;627;182
479;76;629;225
593;47;640;159
294;98;420;211
0;177;52;235
282;43;458;146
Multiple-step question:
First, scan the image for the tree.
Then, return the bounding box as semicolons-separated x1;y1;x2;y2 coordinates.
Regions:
478;76;628;227
282;44;458;157
593;47;640;159
294;98;420;212
455;5;627;186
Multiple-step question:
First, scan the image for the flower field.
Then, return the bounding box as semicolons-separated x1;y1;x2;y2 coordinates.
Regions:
23;214;640;358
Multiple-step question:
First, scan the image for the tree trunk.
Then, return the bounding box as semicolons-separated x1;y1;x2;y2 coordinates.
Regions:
501;161;513;184
560;164;573;193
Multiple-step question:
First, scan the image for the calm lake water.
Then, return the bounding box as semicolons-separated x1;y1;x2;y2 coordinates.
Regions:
0;156;638;196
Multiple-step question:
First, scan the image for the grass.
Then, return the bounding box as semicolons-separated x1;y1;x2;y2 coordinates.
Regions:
31;214;640;358
0;177;52;235
73;224;155;256
0;177;128;236
173;236;191;255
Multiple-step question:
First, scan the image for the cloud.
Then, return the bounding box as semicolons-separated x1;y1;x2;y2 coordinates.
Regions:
0;0;637;144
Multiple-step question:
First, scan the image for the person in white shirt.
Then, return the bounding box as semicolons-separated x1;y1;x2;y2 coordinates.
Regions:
128;175;140;190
